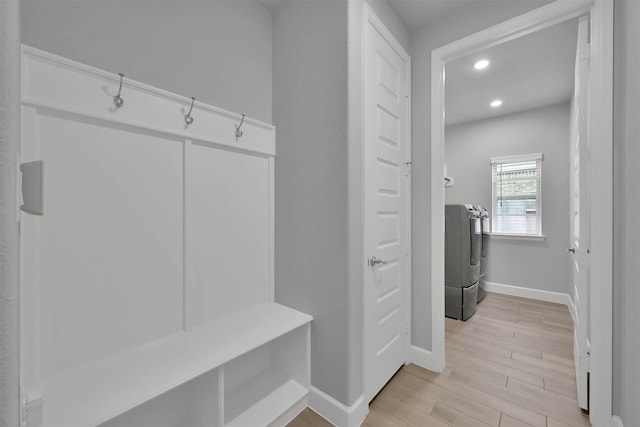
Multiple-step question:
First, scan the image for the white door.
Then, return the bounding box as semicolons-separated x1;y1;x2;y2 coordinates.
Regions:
363;9;411;402
569;15;591;411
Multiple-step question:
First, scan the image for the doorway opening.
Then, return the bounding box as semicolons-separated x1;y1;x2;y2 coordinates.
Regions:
430;1;613;425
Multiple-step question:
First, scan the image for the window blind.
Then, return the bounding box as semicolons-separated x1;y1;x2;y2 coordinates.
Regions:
491;154;543;235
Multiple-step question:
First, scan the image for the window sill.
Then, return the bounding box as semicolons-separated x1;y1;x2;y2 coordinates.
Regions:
488;233;546;241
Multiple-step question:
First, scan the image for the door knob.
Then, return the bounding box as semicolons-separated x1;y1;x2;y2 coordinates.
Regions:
368;256;387;267
567;248;576;254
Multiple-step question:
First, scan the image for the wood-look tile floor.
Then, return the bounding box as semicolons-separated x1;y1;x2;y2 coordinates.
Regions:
288;292;590;427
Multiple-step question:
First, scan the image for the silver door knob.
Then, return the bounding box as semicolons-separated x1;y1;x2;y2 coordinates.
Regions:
567;248;576;254
368;256;387;267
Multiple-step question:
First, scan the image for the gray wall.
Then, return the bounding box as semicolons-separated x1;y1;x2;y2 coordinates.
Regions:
21;0;273;123
445;103;571;294
0;1;21;426
613;0;640;424
272;0;356;406
273;0;408;408
410;0;554;350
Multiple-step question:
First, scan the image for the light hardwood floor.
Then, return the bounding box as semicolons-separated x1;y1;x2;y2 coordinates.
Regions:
288;292;590;427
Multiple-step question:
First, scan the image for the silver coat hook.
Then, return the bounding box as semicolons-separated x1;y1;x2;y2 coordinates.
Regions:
184;97;196;126
235;114;246;141
113;73;125;108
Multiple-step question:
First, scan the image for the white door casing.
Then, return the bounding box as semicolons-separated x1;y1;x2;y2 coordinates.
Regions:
363;7;411;403
430;1;613;424
570;15;591;410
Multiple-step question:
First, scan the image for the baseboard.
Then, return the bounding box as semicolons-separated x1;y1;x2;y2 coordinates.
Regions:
272;396;309;427
611;415;624;427
308;386;368;427
408;345;444;373
484;281;571;307
567;295;577;325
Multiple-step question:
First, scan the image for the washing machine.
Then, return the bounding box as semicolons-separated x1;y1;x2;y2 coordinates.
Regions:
445;204;481;320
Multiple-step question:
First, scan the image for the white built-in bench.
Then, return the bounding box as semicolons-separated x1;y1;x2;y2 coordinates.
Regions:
19;46;311;427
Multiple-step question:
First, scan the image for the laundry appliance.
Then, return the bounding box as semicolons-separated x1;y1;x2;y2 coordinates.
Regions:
445;204;481;320
477;205;489;303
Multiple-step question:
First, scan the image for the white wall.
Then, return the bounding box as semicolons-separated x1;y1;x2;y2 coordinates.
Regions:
272;0;356;407
613;0;640;424
445;103;571;294
410;0;554;350
21;0;273;123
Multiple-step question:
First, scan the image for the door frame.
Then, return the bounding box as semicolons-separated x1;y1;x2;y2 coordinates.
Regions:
569;14;591;410
0;1;21;426
362;3;412;403
429;0;613;424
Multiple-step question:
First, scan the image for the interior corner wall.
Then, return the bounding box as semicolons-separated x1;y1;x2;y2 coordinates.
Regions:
613;0;640;424
445;103;571;294
410;0;555;351
363;0;410;52
20;0;273;123
272;0;357;407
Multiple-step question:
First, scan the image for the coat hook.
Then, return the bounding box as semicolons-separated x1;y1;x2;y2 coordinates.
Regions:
235;114;246;141
184;97;196;126
113;73;125;108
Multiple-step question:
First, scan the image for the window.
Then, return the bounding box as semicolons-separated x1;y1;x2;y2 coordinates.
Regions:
491;153;543;236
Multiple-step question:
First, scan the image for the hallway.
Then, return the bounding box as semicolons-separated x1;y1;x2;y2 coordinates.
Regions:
290;292;589;426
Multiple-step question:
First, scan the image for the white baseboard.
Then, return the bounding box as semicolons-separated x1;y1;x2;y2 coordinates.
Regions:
308;386;368;427
484;281;571;307
611;415;624;427
408;345;444;373
567;295;577;325
273;396;308;427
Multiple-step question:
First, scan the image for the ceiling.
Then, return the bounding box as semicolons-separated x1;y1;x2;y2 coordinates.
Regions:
386;0;478;32
386;0;554;33
384;0;578;126
443;18;578;126
260;0;577;127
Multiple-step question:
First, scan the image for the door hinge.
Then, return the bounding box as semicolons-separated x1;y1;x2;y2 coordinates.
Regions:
405;161;412;176
404;84;409;98
580;43;591;60
580;351;591;371
21;391;45;427
16;154;21;223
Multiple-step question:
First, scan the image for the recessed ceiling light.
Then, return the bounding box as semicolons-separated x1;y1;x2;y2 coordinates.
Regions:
474;59;490;70
490;99;503;108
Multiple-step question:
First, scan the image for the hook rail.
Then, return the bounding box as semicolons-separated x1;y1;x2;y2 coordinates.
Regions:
184;97;196;126
113;73;125;108
235;114;246;141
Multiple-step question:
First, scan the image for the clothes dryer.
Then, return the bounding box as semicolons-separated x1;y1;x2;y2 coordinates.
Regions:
445;204;481;320
477;205;489;303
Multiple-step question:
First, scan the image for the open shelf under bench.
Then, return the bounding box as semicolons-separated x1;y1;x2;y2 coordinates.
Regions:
38;303;312;427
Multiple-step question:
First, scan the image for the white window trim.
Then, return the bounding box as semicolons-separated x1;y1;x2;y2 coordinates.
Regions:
488;232;546;241
491;153;543;237
490;152;543;164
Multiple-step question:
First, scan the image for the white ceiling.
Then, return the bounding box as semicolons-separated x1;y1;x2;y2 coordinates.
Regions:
384;0;578;126
261;0;577;127
386;0;555;32
444;18;578;126
386;0;478;32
